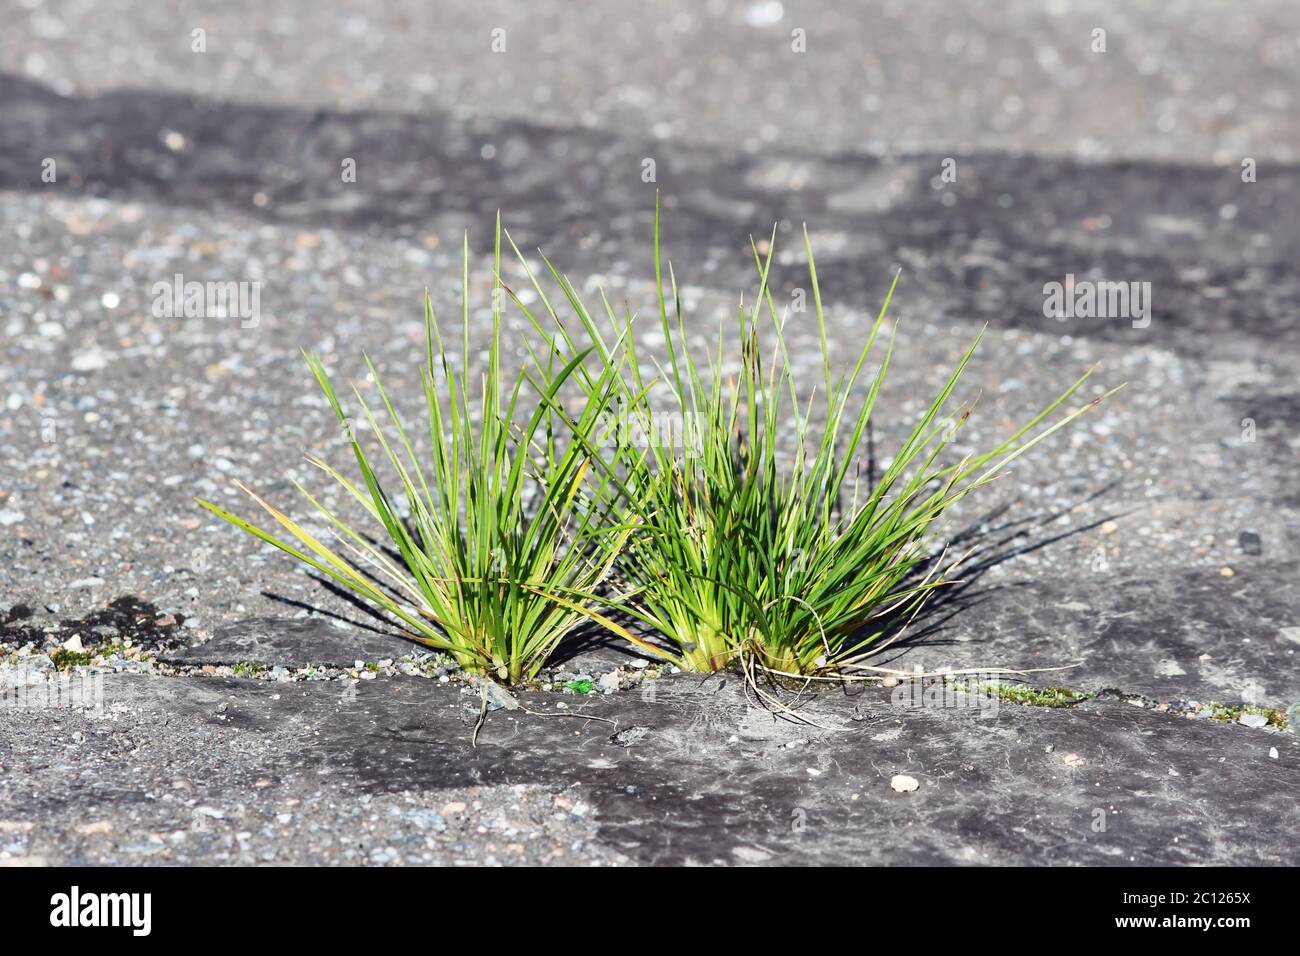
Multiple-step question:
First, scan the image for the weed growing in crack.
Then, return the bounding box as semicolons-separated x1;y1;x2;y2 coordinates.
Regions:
202;202;1118;686
198;221;636;685
516;198;1119;676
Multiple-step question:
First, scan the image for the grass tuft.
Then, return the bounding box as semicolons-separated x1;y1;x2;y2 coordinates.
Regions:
202;201;1118;685
513;196;1120;675
198;218;636;685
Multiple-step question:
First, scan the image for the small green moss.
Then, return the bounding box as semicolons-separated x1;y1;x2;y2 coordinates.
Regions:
50;648;93;670
951;680;1091;708
564;678;593;694
995;683;1092;708
97;641;154;664
365;661;380;673
1208;702;1288;729
233;661;268;677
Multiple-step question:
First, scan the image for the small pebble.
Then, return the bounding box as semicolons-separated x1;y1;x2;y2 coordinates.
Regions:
890;774;919;793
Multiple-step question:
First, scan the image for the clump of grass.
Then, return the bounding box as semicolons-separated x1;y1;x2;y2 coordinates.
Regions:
198;222;635;685
201;202;1118;686
513;198;1119;676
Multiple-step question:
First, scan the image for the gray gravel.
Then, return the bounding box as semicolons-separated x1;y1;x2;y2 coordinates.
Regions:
2;667;1296;866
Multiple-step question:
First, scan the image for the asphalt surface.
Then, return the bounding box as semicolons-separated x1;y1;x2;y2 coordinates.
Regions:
1;0;1298;866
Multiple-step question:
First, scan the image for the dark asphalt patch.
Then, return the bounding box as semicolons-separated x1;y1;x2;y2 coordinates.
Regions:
4;74;1300;361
